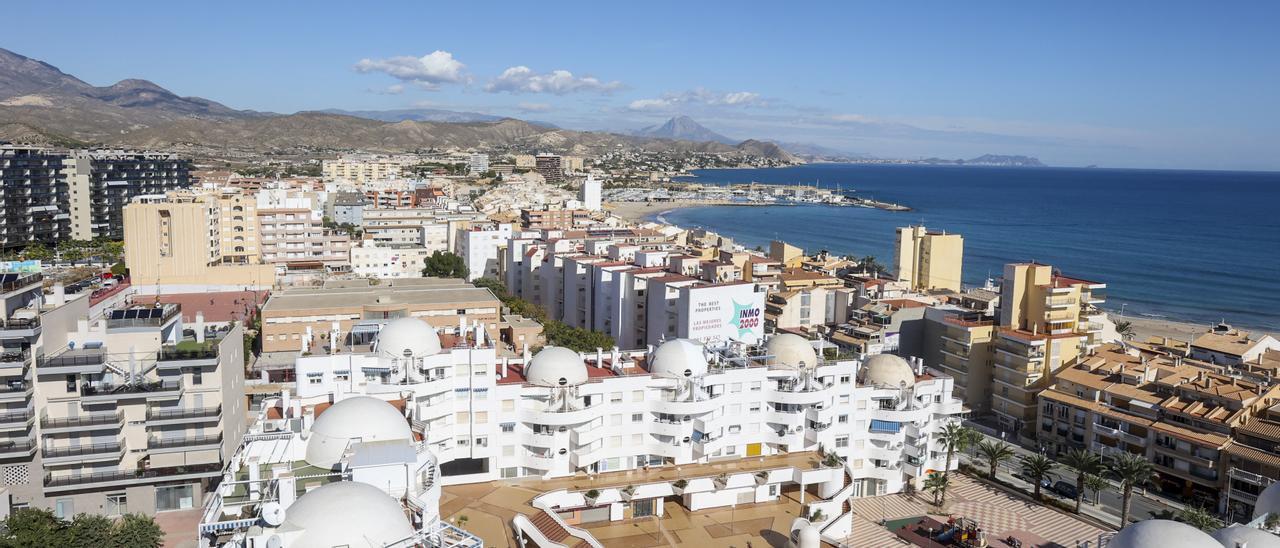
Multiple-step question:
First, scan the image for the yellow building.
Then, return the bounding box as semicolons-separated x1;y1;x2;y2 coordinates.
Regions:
993;262;1107;435
894;225;964;292
768;240;805;269
123;194;275;289
930;312;997;413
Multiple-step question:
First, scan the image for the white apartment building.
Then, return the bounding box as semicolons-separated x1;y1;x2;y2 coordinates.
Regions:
457;223;515;281
349;242;433;279
255;192;350;271
198;317;960;546
321;154;417;183
362;208;486;252
467;153;489;175
580;175;602;211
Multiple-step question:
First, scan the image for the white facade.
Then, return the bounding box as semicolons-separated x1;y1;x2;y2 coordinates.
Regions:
349;243;433;279
580;175;602;211
468;153;489;175
458;223;514;281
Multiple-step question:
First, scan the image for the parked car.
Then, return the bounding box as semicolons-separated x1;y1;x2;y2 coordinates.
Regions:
1052;480;1078;499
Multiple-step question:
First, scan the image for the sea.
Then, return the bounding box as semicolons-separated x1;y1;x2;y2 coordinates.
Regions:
654;164;1280;332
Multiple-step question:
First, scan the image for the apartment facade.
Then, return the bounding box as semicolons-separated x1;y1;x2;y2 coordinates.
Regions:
458;223;515;281
66;150;191;241
0;269;245;524
521;207;591;231
894;225;963;293
321;154;415;183
1037;344;1280;513
0;146;71;250
123;194;275;290
535;154;563;183
349;242;433;279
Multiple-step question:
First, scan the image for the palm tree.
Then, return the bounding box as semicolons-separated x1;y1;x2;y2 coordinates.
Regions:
1061;448;1103;514
1108;452;1155;528
1115;320;1135;340
1084;473;1109;505
1177;506;1222;532
1020;454;1057;500
937;422;975;504
976;440;1015;479
924;472;949;506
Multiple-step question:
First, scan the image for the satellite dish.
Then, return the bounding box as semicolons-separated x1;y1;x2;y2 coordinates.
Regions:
260;502;286;527
265;535;283;548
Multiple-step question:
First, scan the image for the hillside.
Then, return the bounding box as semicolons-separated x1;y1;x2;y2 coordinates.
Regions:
633;116;735;144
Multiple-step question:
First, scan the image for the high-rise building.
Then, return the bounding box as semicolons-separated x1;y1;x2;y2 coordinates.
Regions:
894;225;963;292
66;150;191;241
580;175;602;211
535;154;563;183
123;193;276;290
467;153;489;175
0;145;70;251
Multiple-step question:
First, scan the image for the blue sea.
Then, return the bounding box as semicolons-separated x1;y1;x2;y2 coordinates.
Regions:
657;164;1280;332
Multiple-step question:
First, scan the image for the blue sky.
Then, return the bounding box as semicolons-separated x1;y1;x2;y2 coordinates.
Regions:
6;1;1279;170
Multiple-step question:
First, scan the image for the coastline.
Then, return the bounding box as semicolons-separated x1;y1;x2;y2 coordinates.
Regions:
606;200;777;224
608;199;1248;342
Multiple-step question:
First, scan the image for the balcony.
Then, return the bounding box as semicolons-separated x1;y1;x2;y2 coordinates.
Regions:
155;341;220;369
147;433;222;454
42;440;125;465
80;380;182;402
0;436;36;459
36;349;107;376
43;463;224;493
0;273;42;293
0;347;29;369
0;382;31;403
146;405;221;426
39;411;122;434
0;316;40;337
0;406;32;430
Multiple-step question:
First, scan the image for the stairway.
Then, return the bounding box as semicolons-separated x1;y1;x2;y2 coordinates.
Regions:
530;510;571;545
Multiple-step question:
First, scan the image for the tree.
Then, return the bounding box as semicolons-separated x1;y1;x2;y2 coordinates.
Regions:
1061;448;1103;514
976;440;1015;479
112;513;163;548
19;243;53;262
422;251;469;279
1084;473;1110;505
1107;451;1154;528
0;508;67;548
1020;454;1057;500
1176;506;1222;532
1115;320;1135;340
924;472;949;506
66;514;114;548
937;422;975;504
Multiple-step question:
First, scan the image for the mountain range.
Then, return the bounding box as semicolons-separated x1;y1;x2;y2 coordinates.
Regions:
632;115;735;145
0;48;796;162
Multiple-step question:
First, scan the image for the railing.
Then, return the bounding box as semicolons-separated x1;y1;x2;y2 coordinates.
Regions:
0;382;29;394
37;351;106;368
40;411;121;430
148;434;222;450
0;317;39;330
146;405;221;421
81;380;181;397
0;274;42;292
44;463;223;488
0;437;35;454
0;347;29;364
0;407;32;424
157;345;219;362
105;306;180;329
42;441;122;460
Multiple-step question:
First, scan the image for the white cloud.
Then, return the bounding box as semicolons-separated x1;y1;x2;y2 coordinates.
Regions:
626;88;766;111
829;113;877;123
353;51;468;89
517;102;552;113
485;66;622;95
366;83;405;95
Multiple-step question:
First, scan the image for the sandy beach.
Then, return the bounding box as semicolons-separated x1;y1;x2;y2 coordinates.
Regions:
1120;315;1209;343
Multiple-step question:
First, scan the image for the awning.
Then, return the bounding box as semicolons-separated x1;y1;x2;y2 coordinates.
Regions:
350;322;384;335
870;420;902;433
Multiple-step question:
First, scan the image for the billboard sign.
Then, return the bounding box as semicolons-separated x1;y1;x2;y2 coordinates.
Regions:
681;283;765;344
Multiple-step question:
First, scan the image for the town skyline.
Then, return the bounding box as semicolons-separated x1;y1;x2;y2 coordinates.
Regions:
4;1;1279;170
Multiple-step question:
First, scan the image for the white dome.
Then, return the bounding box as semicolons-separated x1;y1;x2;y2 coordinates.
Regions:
860;354;916;388
526;346;588;387
765;334;818;369
1254;480;1280;520
305;397;412;468
650;339;708;378
1108;520;1221;548
1211;525;1280;548
277;481;415;547
375;317;441;359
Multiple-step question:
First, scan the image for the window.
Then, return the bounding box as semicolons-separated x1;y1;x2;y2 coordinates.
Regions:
66;375;76;393
156;485;194;511
106;494;127;515
610;392;623;403
840;375;851;384
632;390;644;402
502;445;515;457
749;403;761;413
192;368;203;385
308;376;321;385
750;381;762;391
54;498;74;519
835;436;850;448
838;414;849;424
474;437;488;447
730;383;743;393
632;413;643;423
502;399;515;412
474;412;488;424
500;423;515;433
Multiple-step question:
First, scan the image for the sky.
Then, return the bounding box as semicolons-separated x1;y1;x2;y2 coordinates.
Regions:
5;1;1279;170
